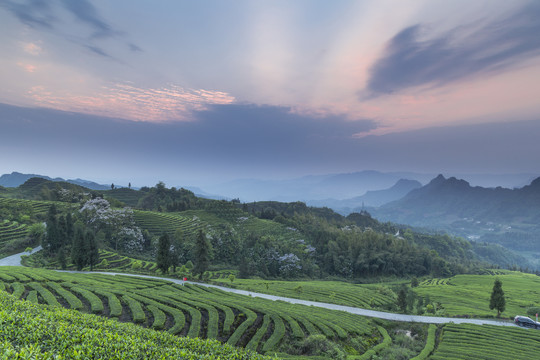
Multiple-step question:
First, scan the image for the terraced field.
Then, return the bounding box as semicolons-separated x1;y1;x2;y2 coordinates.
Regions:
133;210;204;237
431;323;540;359
0;288;269;359
415;271;540;318
0;267;377;356
0;197;52;214
221;278;396;310
0;219;29;246
24;249;161;274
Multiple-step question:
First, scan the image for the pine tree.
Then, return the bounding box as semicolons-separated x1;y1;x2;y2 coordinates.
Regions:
72;228;85;271
86;231;99;271
44;205;59;255
57;246;67;270
193;230;210;277
65;212;74;243
397;288;408;313
157;233;171;274
489;278;506;317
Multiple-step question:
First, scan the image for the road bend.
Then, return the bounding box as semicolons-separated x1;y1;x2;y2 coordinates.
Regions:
0;246;517;327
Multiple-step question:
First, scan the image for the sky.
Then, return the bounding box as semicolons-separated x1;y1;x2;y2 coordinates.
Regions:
0;0;539;188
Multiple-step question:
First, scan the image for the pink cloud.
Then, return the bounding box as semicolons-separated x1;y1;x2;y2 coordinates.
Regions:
17;62;37;73
28;83;235;122
21;42;42;56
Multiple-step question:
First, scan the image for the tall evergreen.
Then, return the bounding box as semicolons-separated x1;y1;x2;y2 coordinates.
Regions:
489;278;506;317
44;205;59;255
86;231;99;271
72;228;86;271
193;230;210;277
157;233;171;274
397;287;408;313
65;212;74;243
58;215;67;248
57;246;67;270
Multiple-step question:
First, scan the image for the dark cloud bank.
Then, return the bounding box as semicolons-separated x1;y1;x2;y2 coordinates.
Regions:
1;102;539;177
367;2;540;95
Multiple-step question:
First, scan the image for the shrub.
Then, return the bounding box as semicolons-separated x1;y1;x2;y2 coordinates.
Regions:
286;334;346;360
526;307;540;318
131;260;143;270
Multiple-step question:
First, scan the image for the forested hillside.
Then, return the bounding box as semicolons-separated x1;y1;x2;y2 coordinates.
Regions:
0;177;529;279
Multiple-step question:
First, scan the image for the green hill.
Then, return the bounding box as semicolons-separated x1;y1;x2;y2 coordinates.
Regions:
1;180;528;275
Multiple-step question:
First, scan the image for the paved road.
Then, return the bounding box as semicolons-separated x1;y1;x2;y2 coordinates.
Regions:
0;245;42;266
3;246;518;327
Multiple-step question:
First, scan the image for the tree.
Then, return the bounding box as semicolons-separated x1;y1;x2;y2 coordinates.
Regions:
44;205;59;255
397;287;407;313
86;231;99;271
193;230;210;277
490;278;506;317
72;228;86;271
157;233;171;274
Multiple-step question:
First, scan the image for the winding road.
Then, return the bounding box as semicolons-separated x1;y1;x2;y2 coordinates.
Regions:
0;245;43;266
0;246;517;327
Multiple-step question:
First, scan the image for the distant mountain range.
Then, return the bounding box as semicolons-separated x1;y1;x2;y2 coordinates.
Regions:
307;179;422;213
202;171;436;202
0;172;111;191
370;174;540;254
202;171;538;203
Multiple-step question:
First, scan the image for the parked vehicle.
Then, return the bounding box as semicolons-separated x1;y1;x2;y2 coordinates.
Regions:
514;316;540;329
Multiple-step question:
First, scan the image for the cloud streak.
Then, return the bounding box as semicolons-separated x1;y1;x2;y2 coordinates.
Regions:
367;2;540;95
28;83;236;122
0;0;55;29
59;0;115;38
0;0;141;60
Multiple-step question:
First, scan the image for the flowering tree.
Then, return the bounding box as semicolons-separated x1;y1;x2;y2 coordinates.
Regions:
79;198;144;252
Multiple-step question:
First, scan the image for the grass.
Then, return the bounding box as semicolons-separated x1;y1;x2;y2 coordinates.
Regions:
414;270;540;318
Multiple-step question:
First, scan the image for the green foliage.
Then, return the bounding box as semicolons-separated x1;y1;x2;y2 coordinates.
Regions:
156;233;171;274
285;334;346;360
431;323;540;360
131;259;143;270
122;294;146;323
397;288;407;313
411;324;437;360
526;306;540;318
0;290;270;359
356;326;392;359
225;278;396;310
489;278;506;317
193;229;211;276
0;267;380;356
414;271;538;318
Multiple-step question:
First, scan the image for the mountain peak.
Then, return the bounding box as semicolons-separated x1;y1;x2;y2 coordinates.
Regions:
530;177;540;188
429;174;446;185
